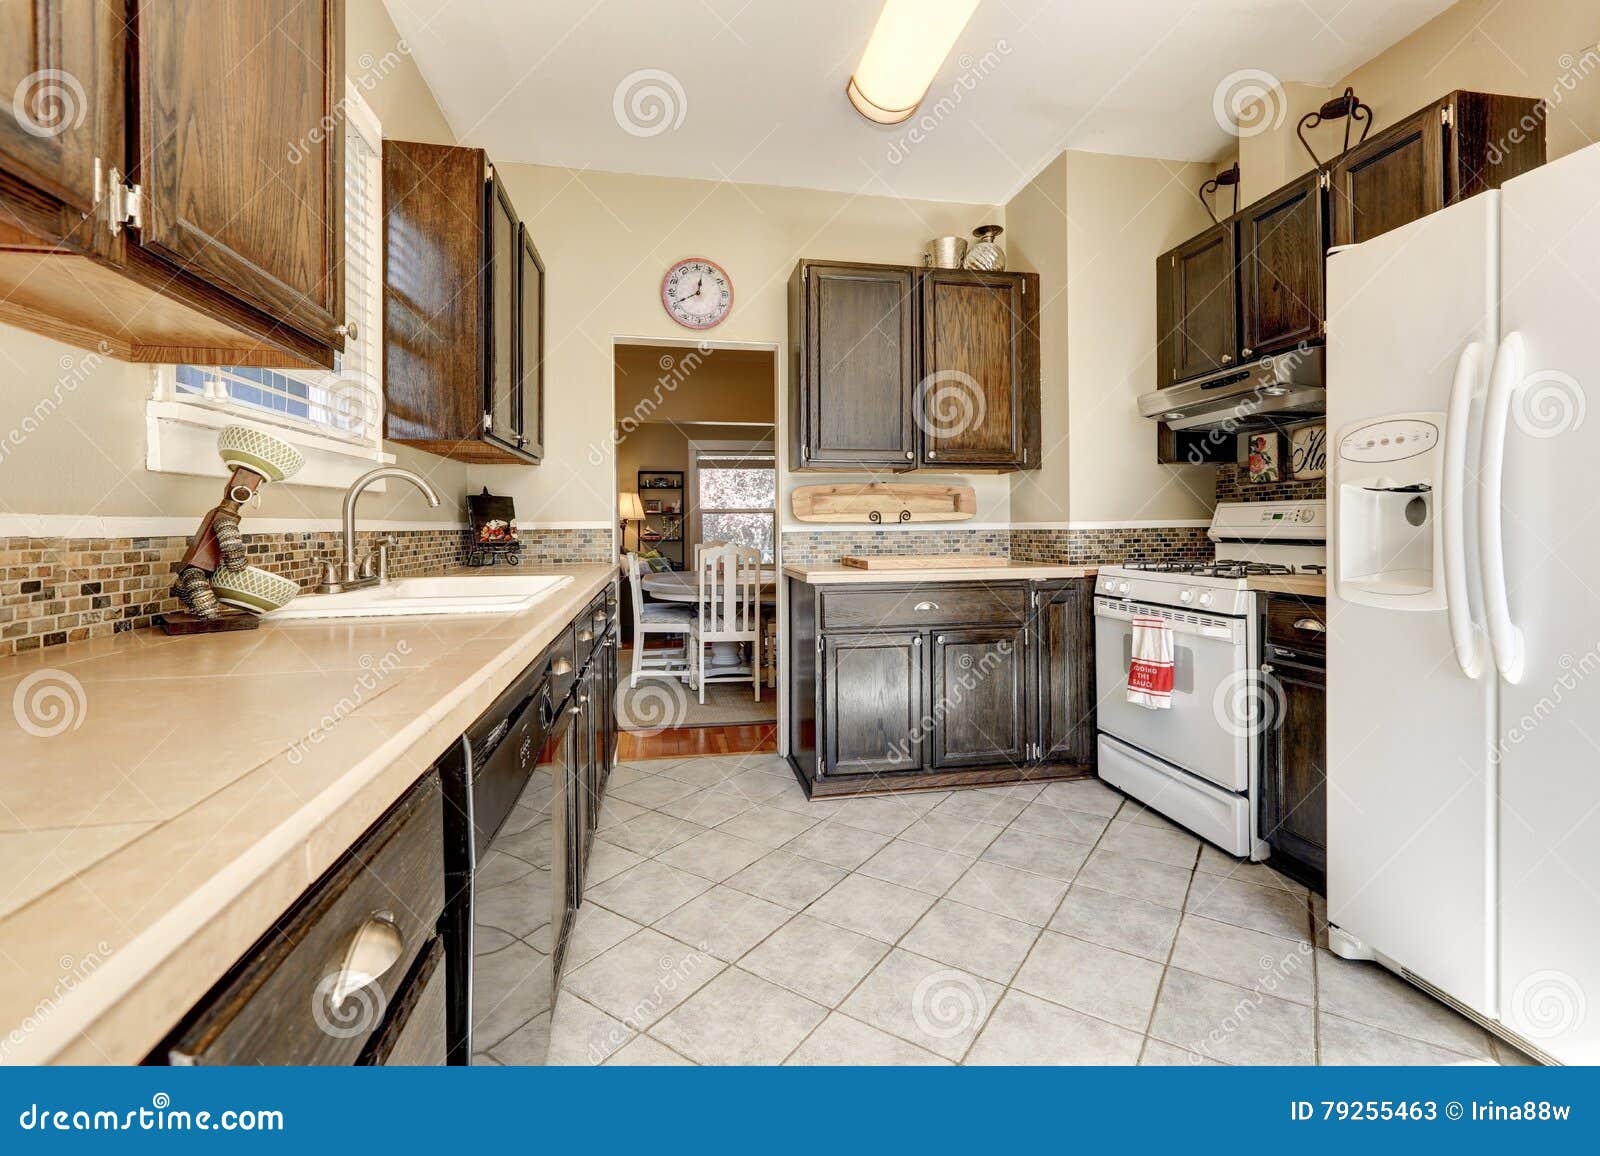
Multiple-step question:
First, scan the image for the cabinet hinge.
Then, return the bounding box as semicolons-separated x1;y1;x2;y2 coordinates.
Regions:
816;635;824;655
483;412;494;433
1318;170;1330;190
105;166;143;235
1441;104;1453;128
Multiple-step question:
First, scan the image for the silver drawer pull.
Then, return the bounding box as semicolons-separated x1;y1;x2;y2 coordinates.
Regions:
327;911;403;1008
914;601;940;612
1292;618;1327;634
577;628;594;642
550;657;573;675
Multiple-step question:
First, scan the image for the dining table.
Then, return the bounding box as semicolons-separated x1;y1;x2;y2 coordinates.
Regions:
637;568;779;671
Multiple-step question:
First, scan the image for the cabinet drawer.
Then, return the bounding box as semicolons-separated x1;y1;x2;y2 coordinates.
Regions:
1266;596;1327;656
167;774;446;1066
360;937;448;1066
545;625;578;704
820;585;1025;630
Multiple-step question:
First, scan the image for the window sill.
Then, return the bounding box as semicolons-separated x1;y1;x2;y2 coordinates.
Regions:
145;400;395;490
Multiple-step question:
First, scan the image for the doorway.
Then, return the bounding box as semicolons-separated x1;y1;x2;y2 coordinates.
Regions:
612;341;779;757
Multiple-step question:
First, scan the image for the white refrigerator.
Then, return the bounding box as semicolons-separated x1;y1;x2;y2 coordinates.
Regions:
1326;141;1600;1065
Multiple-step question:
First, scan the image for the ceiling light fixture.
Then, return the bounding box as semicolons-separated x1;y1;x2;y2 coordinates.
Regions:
846;0;981;126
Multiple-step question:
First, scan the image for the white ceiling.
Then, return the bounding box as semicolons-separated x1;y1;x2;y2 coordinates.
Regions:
382;0;1455;205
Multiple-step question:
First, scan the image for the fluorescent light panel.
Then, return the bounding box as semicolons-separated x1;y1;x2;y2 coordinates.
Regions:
847;0;981;125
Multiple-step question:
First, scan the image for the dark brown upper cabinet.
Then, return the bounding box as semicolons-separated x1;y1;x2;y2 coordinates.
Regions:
0;0;347;371
382;142;543;465
791;262;917;470
1239;170;1327;359
789;259;1039;473
1329;90;1545;247
920;269;1039;469
1158;221;1238;387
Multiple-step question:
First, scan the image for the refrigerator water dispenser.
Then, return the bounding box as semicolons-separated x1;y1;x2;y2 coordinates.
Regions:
1334;414;1446;610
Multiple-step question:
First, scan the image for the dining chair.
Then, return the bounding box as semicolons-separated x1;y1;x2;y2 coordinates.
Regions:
624;552;694;688
690;544;762;703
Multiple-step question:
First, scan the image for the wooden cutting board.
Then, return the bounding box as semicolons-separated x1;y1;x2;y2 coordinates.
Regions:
839;555;1009;571
791;482;976;524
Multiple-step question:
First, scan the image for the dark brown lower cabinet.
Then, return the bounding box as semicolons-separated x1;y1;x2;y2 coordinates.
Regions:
1260;594;1327;891
790;576;1094;797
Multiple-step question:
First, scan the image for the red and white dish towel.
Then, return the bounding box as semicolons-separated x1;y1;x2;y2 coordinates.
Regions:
1127;615;1174;709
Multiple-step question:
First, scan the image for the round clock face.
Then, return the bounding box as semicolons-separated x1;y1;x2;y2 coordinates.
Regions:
662;258;732;329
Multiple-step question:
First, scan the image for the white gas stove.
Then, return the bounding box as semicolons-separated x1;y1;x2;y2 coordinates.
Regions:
1094;500;1326;860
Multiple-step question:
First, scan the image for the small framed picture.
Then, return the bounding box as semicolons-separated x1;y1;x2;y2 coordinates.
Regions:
644;498;663;514
1288;423;1327;480
1241;431;1281;483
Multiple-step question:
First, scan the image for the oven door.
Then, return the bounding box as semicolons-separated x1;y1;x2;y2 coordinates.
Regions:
1094;597;1252;793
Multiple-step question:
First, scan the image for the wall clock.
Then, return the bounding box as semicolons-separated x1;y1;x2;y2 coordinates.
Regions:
661;257;732;329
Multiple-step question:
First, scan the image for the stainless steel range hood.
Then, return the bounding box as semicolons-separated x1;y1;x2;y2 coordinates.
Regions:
1138;347;1325;431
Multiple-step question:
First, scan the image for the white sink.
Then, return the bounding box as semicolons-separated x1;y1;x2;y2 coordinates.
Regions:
270;575;574;620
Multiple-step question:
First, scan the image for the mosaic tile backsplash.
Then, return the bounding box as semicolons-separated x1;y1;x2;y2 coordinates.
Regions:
1215;461;1326;504
1008;526;1214;566
781;528;1012;567
0;526;611;658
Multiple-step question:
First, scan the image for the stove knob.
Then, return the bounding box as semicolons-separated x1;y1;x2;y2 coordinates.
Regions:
1101;577;1115;593
1199;591;1214;607
1179;589;1194;604
1116;581;1130;596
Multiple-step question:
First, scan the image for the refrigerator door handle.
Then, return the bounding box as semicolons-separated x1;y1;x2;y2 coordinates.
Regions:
1479;331;1526;684
1443;341;1487;679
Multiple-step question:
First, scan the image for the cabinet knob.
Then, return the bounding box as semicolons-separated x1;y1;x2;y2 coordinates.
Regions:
1260;663;1276;674
927;450;937;459
1242;347;1254;358
912;636;922;648
905;451;914;460
1221;354;1234;364
334;321;359;341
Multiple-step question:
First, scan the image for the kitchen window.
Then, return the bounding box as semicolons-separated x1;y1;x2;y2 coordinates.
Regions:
145;83;389;487
690;442;776;563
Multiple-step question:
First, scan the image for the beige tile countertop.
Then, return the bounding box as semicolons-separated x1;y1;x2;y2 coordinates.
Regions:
0;563;615;1065
1247;574;1327;598
784;562;1098;584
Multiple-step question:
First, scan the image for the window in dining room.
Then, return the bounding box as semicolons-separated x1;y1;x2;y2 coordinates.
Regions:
693;446;776;562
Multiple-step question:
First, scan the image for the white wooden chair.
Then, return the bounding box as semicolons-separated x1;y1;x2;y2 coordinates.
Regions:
690;544;762;703
624;552;694;688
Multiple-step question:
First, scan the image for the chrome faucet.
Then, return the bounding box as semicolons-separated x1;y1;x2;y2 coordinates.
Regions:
318;466;442;593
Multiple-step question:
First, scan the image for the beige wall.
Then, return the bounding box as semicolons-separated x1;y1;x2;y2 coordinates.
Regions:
614;344;775;426
0;0;467;527
1238;0;1600;206
1006;151;1218;525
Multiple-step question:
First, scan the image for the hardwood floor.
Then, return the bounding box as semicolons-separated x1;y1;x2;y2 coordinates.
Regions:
617;722;778;760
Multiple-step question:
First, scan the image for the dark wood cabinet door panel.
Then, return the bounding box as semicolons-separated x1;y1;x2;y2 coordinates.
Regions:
929;626;1028;770
0;0;117;224
822;631;925;776
804;263;916;467
1167;221;1237;383
920;269;1033;466
1239;172;1325;358
485;173;517;453
1035;582;1094;766
136;0;344;342
1262;657;1327;876
517;223;545;460
1329;106;1444;248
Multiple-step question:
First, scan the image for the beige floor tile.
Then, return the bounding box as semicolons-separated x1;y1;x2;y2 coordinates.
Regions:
857;839;974;896
1099;818;1201;869
1139;1039;1222;1066
657;786;756;827
607;773;699;810
1316;949;1492;1058
1036;777;1124;817
739;914;890;1007
1049;884;1181;962
804;873;936;943
1076;847;1193;909
1150;967;1315;1065
784;1012;950;1065
783;820;893;870
979;828;1092;882
487;1012;551;1065
1006;800;1112;845
545;991;636;1065
933;789;1029;826
602;810;706;856
1197;844;1308;894
605;1035;695;1065
727;849;847;910
841;948;1002;1061
584;859;715;924
823;794;943;837
717;769;796;803
901;898;1038;984
594;797;647;832
652;758;740;788
967;990;1144;1065
651;967;827;1065
584;839;644;886
1012;931;1164;1032
1169;915;1316;1005
899;811;1006;856
945;860;1069;926
656;828;771;882
1185;874;1310;942
653;884;794;962
562;927;724;1028
1115;800;1186;832
715;804;819;848
1317;1011;1493;1065
564;904;642;970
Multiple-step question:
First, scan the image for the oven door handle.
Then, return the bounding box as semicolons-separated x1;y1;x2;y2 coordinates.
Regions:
1093;599;1238;641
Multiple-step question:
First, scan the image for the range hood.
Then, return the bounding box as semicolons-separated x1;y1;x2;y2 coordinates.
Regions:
1138;347;1325;431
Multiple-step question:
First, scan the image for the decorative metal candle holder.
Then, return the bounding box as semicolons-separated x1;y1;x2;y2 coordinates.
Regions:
1199;163;1242;223
1297;87;1374;168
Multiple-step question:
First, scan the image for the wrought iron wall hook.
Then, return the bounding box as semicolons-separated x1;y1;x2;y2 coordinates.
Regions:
1199;163;1241;224
1297;87;1374;168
